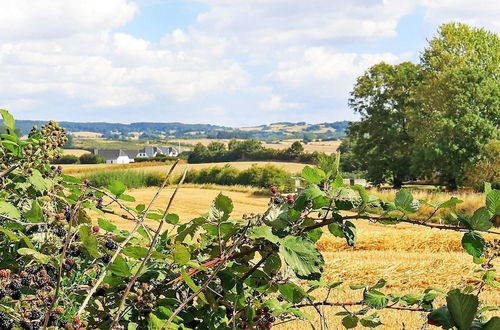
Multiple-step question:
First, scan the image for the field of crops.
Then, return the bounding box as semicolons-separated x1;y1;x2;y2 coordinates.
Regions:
99;186;499;329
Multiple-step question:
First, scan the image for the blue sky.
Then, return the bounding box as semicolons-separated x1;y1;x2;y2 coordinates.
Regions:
0;0;498;126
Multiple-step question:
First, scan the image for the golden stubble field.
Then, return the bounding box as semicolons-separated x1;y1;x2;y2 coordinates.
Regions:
98;186;499;329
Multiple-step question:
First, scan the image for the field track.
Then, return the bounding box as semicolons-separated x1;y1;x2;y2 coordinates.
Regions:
98;186;499;329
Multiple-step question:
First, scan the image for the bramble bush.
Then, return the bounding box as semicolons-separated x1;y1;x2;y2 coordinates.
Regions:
0;109;499;330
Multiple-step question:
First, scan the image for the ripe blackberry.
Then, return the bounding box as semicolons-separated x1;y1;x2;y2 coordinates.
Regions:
30;310;42;320
105;239;118;251
21;276;32;286
54;227;66;238
11;290;21;300
59;319;68;327
0;288;6;298
9;280;22;290
62;264;71;271
101;254;112;263
0;312;13;329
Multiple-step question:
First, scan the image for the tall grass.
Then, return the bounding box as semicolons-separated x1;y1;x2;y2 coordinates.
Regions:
82;170;164;189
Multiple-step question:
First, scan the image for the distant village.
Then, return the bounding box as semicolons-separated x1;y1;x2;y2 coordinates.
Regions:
93;146;179;164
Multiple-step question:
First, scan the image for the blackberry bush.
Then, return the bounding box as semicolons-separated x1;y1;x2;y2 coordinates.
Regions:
0;109;499;329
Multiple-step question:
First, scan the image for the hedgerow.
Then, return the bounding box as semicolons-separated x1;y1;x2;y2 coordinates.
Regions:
0;109;499;329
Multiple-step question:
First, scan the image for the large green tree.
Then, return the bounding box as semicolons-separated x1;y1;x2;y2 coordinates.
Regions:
411;23;500;188
347;61;420;187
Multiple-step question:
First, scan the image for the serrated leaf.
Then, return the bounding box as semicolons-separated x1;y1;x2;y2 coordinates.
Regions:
469;207;493;231
364;289;389;309
486;190;500;215
110;255;131;277
428;306;456;329
98;218;117;232
301;166;323;183
146;213;163;221
248;226;280;244
17;248;50;264
446;290;478;330
328;222;344;238
438;197;463;209
123;246;149;259
164;213;179;225
0;201;21;219
360;313;383;328
0;109;15;132
109;180;127;196
279;236;324;279
173;244;190;264
394;189;417;213
263;253;282;274
136;204;145;212
278;283;307;303
79;225;102;259
371;279;386;289
181;270;207;304
461;232;485;257
342;315;358;328
24;199;44;223
343;221;357;247
483;317;500;330
119;194;135;202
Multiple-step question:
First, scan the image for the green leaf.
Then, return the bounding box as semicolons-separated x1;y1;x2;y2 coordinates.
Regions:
147;313;165;330
371;279;386;289
301;166;323;183
360;313;383;328
109;180;127;196
0;201;21;219
428;306;456;329
483;317;500;330
79;225;102;258
0;109;15;132
119;194;135;202
469;207;493;231
486;190;500;215
328;222;344;238
98;218;117;232
438;197;463;209
28;170;50;192
214;193;233;215
165;213;180;225
173;244;191;264
364;289;389;309
279;236;324;279
461;232;485;257
343;221;357;247
17;248;51;264
24;200;44;223
248;226;280;244
263;253;282;274
136;204;145;213
342;315;358;329
181;270;208;304
123;246;149;259
0;228;18;241
446;290;478;330
146;213;163;221
110;255;131;277
278;283;307;303
394;189;418;213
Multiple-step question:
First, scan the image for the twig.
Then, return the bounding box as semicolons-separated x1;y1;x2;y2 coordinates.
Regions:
302;214;500;236
110;167;187;328
293;301;427;312
76;161;180;316
0;164;19;179
0;214;48;227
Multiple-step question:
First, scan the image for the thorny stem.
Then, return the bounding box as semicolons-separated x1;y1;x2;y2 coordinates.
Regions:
0;164;19;179
110;168;187;328
76;161;180;316
293;301;428;312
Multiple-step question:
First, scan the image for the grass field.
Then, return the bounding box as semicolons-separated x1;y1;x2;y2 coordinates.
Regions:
62;161;308;176
62;149;90;157
98;186;499;329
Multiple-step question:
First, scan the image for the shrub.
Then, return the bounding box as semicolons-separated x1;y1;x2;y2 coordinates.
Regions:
82;170;163;188
0;110;498;330
79;153;105;164
54;155;79;164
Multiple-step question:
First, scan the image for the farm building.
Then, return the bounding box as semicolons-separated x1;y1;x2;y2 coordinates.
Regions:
93;146;179;164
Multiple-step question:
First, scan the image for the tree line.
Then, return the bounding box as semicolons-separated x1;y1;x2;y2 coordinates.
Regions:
344;23;499;189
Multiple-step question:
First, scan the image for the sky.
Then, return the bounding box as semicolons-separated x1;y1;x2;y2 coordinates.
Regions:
0;0;499;127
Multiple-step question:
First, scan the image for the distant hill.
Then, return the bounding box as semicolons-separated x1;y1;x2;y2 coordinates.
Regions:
2;119;350;140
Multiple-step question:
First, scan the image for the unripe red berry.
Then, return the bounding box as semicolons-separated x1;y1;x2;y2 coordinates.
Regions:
73;316;81;324
270;186;278;194
57;165;63;171
55;307;64;314
0;269;9;278
66;271;72;277
92;226;100;234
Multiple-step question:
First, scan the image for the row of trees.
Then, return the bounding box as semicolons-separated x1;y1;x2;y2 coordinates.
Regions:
346;23;499;189
188;139;318;163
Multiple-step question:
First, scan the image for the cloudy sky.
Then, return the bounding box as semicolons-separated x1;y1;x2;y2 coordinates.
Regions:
0;0;499;126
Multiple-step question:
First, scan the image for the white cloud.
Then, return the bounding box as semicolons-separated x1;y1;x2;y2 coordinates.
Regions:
260;95;302;111
0;0;138;41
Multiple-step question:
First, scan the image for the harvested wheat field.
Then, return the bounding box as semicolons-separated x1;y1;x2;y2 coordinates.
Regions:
62;149;90;157
100;187;499;329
